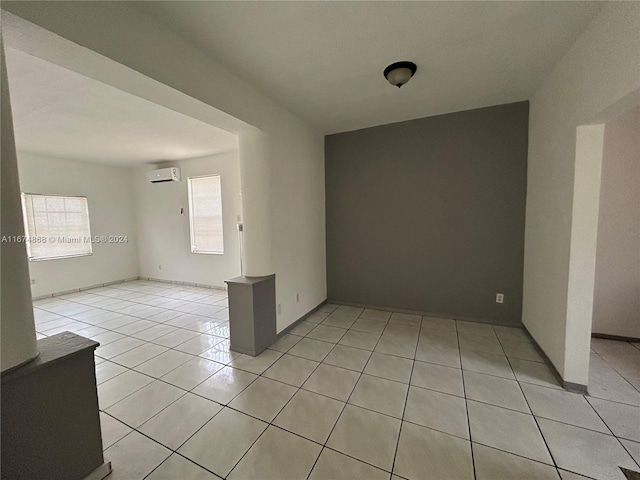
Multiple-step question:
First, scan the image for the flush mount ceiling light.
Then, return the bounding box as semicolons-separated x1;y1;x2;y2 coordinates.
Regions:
383;61;417;88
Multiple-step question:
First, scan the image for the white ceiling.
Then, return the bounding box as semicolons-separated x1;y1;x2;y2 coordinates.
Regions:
5;47;238;167
135;1;604;134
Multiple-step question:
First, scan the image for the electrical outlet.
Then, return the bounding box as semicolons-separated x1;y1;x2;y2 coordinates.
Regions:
277;304;282;315
296;293;299;302
496;293;504;304
31;278;36;284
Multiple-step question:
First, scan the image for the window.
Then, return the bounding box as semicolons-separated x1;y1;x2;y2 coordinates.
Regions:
188;175;224;254
21;193;92;261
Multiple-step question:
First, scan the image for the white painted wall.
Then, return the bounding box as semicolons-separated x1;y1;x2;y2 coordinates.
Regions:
134;152;242;288
1;42;38;371
17;152;139;298
2;3;328;331
592;108;640;339
523;2;640;385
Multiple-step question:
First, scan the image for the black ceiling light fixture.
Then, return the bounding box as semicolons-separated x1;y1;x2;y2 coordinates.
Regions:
383;61;417;88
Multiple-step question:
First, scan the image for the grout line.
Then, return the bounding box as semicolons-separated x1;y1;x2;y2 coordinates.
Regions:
583;394;640;468
458;320;478;480
36;281;640;478
388;314;421;478
304;307;387;479
503;349;559;469
590;344;640;395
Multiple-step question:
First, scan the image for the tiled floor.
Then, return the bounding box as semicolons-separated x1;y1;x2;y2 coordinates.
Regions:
33;280;640;480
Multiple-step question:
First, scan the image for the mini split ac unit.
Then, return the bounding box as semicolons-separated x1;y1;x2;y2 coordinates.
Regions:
146;167;181;183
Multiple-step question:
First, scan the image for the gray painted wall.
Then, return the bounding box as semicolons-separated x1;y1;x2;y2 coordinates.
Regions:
325;101;529;325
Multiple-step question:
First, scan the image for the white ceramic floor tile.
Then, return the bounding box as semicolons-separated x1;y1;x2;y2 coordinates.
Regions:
98;370;155;409
493;326;530;343
322;314;357;329
130;324;177;341
421;316;457;333
307;324;348;343
134;349;194;378
500;339;544;362
360;309;392;322
274;389;345;443
538;417;637;480
146;454;221;480
510;358;561;388
31;282;640;480
318;303;338;313
411;361;464;396
309;448;389;480
419;328;459;345
587;397;640;442
374;334;418;359
327;404;401;471
334;305;363;318
139;393;223;449
521;383;609;433
229;377;297;422
228;425;322;480
91;331;126;347
364;352;414;384
99;316;138;332
389;312;422;327
558;470;597;480
458;332;505;355
302;363;361;401
338;330;380;350
619;438;640;466
463;370;530;413
161;356;225;390
289;321;317;337
192;366;257;404
268;333;302;353
263;354;319;387
95;361;127;385
394;421;474;480
287;337;335;361
104;431;171;480
473;443;560;480
179;408;267;478
229;349;283;374
351;318;388;335
200;340;241;364
96;337;146;359
106;380;185;427
461;350;515;379
404;385;469;439
456;321;496;338
153;329;200;348
467;400;552;464
415;340;461;368
323;344;371;372
349;374;408;418
100;412;132;449
110;343;168;368
174;334;224;355
588;354;640;406
115;320;157;335
305;311;329;324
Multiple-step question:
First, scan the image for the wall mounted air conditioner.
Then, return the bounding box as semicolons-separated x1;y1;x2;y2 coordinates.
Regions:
146;167;181;183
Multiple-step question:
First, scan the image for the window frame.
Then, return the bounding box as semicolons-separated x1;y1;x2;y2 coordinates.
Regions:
187;174;225;255
20;192;93;262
